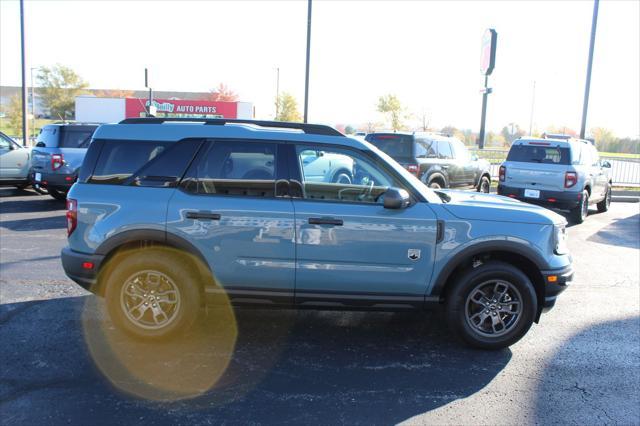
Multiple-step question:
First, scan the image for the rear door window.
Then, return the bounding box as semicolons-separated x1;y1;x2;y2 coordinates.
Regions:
436;140;453;159
414;139;437;158
507;145;570;165
365;134;414;158
184;140;279;198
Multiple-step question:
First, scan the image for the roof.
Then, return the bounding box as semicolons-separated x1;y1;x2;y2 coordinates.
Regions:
93;118;365;148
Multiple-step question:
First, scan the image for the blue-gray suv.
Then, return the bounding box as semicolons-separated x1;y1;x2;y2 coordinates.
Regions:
30;123;98;200
61;118;573;349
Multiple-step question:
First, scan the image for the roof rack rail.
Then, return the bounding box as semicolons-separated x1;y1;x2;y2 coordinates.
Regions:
118;117;344;137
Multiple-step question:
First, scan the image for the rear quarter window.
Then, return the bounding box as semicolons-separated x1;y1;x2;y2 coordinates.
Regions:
89;140;174;185
507;145;570;165
365;134;414;158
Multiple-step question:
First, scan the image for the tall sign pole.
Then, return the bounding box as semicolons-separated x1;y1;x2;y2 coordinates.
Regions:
303;0;312;123
477;28;497;149
580;0;599;139
20;0;28;146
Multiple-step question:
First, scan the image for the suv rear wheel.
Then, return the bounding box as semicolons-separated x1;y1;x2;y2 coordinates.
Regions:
103;248;201;339
570;190;589;223
48;188;67;201
597;185;611;213
477;176;491;193
446;261;537;349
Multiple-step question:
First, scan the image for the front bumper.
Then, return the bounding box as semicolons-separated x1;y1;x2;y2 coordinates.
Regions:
498;184;582;210
61;246;105;292
30;171;76;192
540;264;574;312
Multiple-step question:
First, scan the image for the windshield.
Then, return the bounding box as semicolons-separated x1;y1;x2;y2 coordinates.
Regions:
507;144;570;165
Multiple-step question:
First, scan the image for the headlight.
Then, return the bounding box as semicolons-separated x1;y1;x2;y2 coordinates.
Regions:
554;225;569;255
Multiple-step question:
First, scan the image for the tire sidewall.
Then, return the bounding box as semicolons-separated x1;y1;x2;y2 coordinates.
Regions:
102;249;200;339
447;262;537;349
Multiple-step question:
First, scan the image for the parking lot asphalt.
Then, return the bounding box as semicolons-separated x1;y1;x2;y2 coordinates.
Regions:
1;187;639;425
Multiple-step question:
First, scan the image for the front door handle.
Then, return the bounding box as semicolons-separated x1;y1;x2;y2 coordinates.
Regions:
186;211;221;220
308;217;343;226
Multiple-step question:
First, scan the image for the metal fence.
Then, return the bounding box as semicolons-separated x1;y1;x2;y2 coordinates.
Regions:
470;149;640;187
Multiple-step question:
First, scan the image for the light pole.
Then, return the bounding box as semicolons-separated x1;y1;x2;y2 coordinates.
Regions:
529;80;536;136
303;0;312;123
30;67;40;143
275;67;280;119
20;0;28;146
580;0;599;139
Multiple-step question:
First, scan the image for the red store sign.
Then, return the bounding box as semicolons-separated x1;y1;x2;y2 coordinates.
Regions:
125;98;239;119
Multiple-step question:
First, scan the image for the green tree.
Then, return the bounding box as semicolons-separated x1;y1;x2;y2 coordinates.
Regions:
344;125;356;135
275;92;302;122
377;94;405;131
5;94;24;135
500;123;525;145
37;64;88;120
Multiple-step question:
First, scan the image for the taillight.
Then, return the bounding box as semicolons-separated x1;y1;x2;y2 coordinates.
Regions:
66;198;77;237
51;153;64;171
405;164;419;176
564;171;577;188
499;165;506;182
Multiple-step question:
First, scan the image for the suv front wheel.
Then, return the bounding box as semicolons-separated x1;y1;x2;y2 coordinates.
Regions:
446;261;537;349
103;248;201;339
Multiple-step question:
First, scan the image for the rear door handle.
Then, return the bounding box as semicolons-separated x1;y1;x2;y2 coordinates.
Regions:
308;217;343;226
186;211;221;220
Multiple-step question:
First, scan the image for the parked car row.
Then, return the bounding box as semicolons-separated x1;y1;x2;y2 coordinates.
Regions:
0;123;99;200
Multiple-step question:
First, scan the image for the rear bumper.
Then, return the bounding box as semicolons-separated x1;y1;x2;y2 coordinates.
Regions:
497;184;582;209
61;246;105;292
540;264;574;312
31;171;76;192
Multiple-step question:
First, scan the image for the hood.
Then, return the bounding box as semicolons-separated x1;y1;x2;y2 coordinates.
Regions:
438;190;566;225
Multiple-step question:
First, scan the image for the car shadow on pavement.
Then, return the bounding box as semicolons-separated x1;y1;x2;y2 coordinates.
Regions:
535;316;640;424
0;296;512;425
0;197;64;214
0;215;66;231
586;213;639;249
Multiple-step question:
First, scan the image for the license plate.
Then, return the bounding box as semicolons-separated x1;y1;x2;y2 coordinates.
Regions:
524;189;540;198
34;173;41;182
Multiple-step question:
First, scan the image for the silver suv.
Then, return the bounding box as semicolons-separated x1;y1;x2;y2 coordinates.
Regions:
498;135;612;223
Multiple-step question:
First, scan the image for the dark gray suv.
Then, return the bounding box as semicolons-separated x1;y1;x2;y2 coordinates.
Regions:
366;132;492;192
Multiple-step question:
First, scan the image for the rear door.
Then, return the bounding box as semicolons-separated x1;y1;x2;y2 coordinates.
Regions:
365;134;415;169
166;139;296;304
436;140;464;187
503;143;570;191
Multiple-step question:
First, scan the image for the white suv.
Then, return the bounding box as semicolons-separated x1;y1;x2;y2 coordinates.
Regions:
498;135;612;223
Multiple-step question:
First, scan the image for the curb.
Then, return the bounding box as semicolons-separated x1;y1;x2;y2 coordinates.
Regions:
612;196;640;203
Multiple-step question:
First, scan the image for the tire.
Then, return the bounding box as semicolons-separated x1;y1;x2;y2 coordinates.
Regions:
597;185;611;213
48;188;67;201
33;185;48;195
332;170;352;184
103;248;201;340
428;181;442;189
446;261;537;350
570;190;589;224
477;176;491;193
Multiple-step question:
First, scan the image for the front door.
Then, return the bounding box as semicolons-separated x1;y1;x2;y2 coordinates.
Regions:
288;143;438;308
166;140;295;304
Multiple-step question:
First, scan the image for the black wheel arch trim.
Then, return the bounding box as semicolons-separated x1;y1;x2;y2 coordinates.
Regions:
428;240;549;298
95;229;212;277
423;170;448;186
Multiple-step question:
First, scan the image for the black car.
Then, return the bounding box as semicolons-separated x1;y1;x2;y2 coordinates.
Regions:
365;132;492;192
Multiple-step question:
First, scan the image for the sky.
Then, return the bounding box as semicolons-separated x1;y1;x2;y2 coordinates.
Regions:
1;0;639;137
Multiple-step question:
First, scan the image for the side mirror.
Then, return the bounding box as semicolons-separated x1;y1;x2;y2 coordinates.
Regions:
601;160;611;168
471;154;479;161
383;187;411;209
